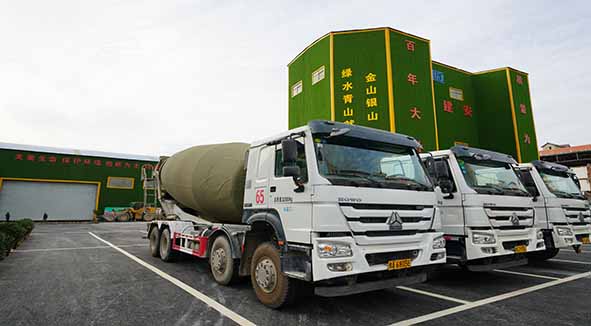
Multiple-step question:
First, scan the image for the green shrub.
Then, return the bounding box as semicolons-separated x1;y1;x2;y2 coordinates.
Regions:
0;231;16;258
0;222;27;248
16;219;34;234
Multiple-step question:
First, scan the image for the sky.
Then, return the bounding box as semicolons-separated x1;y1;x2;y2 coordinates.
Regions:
1;0;590;156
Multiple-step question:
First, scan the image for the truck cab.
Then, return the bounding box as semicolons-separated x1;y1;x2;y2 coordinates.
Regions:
516;160;589;260
243;121;446;305
424;146;545;271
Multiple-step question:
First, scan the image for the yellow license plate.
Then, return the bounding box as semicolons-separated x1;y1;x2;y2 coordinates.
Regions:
388;258;412;270
581;237;590;244
514;245;527;253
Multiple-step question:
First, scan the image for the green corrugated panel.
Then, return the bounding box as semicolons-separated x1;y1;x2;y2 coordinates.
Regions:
389;31;437;150
288;35;331;129
472;70;519;159
432;62;479;149
508;70;539;162
333;30;390;130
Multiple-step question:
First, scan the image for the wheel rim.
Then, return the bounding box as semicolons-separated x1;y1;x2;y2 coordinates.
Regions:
211;247;227;275
254;257;277;294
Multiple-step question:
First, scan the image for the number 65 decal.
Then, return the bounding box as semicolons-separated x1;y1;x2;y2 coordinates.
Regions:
255;189;265;204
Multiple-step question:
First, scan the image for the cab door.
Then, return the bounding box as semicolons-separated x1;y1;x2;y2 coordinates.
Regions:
268;138;313;244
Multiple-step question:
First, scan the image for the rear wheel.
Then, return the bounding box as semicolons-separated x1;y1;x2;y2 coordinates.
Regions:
149;227;160;257
528;248;560;261
209;236;239;285
159;228;178;262
250;242;298;308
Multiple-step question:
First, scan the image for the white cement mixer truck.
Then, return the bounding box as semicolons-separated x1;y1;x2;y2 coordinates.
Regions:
146;120;446;308
516;160;590;260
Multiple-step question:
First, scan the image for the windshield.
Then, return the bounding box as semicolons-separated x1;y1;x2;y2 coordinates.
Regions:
313;135;433;191
457;158;530;196
539;170;585;199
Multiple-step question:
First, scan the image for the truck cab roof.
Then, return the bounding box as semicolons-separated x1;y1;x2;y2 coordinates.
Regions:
429;146;516;164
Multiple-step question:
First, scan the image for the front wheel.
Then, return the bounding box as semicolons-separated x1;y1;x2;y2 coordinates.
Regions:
250;242;298;308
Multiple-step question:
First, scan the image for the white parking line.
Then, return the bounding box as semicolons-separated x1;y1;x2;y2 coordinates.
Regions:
396;286;471;304
493;269;560;280
550;258;591;265
389;271;591;326
13;244;146;252
88;232;255;326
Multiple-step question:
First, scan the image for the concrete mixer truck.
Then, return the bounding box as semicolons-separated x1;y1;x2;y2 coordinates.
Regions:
146;120;446;308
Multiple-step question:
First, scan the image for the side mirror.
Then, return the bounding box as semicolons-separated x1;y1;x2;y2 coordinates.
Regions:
281;139;298;164
434;161;450;180
439;179;454;194
283;165;301;177
423;156;436;178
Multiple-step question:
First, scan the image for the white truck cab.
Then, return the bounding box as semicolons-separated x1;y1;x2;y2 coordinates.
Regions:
516;160;590;260
150;120;446;308
423;146;545;271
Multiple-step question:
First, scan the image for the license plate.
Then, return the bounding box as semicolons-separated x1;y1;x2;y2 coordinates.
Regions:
388;258;412;270
581;237;590;244
514;245;527;253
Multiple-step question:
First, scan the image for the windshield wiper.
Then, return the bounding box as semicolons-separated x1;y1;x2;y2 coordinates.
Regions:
552;190;576;199
472;184;504;195
382;175;431;191
500;186;531;197
329;170;383;188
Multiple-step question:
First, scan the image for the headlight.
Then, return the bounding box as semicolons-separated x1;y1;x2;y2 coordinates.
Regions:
432;236;446;249
317;242;353;258
556;227;573;236
472;232;496;244
537;230;544;240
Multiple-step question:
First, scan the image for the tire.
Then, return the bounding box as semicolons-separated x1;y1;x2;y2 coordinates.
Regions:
117;212;131;222
250;242;299;308
528;248;560;262
159;228;178;262
149;227;160;258
209;236;239;285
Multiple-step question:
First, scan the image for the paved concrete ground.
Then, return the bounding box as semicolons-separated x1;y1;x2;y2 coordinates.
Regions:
0;222;589;325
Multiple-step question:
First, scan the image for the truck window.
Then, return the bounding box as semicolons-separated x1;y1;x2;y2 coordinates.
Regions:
257;146;274;178
275;139;308;182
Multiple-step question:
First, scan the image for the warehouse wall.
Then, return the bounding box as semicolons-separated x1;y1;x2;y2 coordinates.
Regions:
0;148;156;214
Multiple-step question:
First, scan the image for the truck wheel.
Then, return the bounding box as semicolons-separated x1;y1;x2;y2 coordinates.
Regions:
149;227;160;257
528;248;560;261
159;228;178;262
250;242;298;308
209;236;239;285
117;212;131;222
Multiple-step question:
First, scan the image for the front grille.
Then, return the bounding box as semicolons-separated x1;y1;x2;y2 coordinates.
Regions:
339;203;432;210
488;215;531;221
563;207;589;211
347;216;430;223
485;206;530;211
365;250;419;266
353;230;418;237
496;226;528;230
502;240;529;250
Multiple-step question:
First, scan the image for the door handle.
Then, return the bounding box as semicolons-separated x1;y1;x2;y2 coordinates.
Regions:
270;186;276;193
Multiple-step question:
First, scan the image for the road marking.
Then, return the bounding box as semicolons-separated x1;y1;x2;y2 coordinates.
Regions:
550;258;591;265
396;286;471;304
389;271;591;326
13;244;146;252
88;232;255;326
493;269;560;280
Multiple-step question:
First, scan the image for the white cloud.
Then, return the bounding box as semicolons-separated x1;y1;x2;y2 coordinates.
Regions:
0;0;589;156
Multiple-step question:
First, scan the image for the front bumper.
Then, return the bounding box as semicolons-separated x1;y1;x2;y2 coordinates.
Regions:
310;232;445;282
465;227;545;261
571;224;591;244
549;225;580;248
